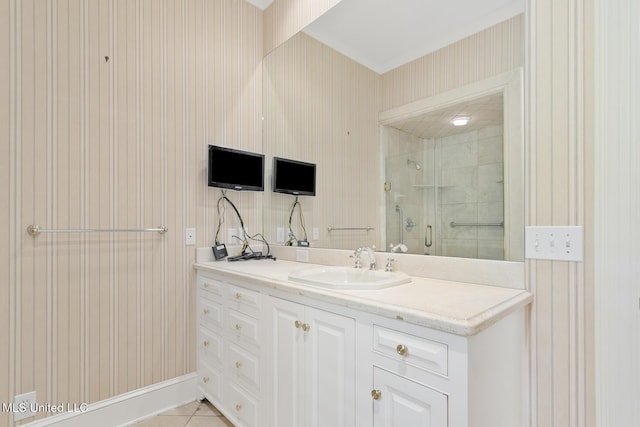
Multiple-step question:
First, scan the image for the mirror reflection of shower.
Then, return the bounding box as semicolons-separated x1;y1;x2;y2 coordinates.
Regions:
383;92;506;260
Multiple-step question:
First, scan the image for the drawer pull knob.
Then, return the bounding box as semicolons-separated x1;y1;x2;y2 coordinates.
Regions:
302;323;310;332
203;309;210;315
235;404;242;412
396;344;409;356
235;293;242;299
371;389;382;400
203;340;210;347
235;361;242;369
204;283;209;288
294;320;303;329
235;324;242;331
203;377;209;383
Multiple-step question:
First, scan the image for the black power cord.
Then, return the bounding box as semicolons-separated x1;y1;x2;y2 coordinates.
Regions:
285;196;308;246
214;190;275;261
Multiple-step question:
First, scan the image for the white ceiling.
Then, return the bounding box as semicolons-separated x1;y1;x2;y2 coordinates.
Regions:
389;92;504;140
303;0;525;74
244;0;273;10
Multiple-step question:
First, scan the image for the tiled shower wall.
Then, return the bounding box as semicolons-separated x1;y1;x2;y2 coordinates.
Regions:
438;125;504;259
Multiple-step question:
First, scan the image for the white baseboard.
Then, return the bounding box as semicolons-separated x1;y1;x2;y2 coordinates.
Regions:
22;373;198;427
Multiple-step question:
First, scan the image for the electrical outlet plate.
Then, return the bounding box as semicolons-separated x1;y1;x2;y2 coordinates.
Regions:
185;228;196;246
13;391;36;421
276;227;285;243
227;228;237;244
525;226;584;261
312;227;319;241
296;249;310;263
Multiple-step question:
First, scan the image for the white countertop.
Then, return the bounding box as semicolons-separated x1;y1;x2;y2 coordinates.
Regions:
194;258;532;337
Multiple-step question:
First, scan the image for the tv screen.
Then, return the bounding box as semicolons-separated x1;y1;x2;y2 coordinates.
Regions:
273;157;316;196
208;145;264;191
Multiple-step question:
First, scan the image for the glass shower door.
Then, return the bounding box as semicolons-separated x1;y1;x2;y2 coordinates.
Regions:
384;143;437;255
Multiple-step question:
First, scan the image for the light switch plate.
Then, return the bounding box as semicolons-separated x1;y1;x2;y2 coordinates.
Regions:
312;227;319;241
13;391;36;421
276;227;286;243
525;226;583;261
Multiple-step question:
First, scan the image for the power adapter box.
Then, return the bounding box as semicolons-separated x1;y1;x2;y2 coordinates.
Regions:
212;244;228;260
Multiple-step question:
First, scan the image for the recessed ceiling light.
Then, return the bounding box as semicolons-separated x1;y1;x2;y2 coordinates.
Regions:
451;116;470;126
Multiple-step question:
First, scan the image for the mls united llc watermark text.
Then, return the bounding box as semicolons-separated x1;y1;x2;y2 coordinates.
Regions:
2;402;88;414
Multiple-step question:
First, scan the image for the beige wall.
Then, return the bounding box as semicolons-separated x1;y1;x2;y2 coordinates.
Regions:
526;0;593;425
1;0;263;424
382;15;524;111
262;32;382;249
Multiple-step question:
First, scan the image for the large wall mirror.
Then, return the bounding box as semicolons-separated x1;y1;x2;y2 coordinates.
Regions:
262;0;525;263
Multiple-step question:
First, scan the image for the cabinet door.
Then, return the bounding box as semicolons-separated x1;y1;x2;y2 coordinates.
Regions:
270;298;306;427
304;307;355;427
372;367;448;427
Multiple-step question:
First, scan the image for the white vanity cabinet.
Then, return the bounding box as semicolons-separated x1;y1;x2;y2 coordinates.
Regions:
372;367;448;426
358;311;527;427
195;265;528;427
266;297;356;427
368;325;449;427
197;273;264;427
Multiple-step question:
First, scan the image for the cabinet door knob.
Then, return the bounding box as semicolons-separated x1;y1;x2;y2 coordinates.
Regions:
203;377;209;383
302;323;310;332
203;340;210;347
235;404;242;412
371;389;382;400
396;344;409;356
235;361;242;369
294;320;303;329
235;292;242;299
203;309;210;315
204;283;209;288
235;323;242;330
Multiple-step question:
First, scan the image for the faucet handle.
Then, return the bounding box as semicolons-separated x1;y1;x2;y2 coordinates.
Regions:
385;257;395;272
390;243;408;253
350;251;363;269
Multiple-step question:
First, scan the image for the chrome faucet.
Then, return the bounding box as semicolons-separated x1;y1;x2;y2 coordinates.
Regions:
354;246;376;270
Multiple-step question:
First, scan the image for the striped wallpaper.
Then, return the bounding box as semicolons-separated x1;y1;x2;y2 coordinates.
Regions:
262;31;383;250
1;0;263;424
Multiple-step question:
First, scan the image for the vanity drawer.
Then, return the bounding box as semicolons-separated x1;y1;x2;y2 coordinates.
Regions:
199;299;223;331
227;309;260;348
198;360;223;403
227;343;260;391
226;285;261;318
226;381;258;427
373;325;448;376
199;276;224;299
198;327;223;364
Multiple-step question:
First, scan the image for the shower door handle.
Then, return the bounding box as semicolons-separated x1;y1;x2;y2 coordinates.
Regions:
425;225;432;248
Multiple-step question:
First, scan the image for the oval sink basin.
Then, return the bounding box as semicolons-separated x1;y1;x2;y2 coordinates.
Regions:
288;266;411;290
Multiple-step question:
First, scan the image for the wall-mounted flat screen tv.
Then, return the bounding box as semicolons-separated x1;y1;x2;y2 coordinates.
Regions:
208;145;264;191
272;157;316;196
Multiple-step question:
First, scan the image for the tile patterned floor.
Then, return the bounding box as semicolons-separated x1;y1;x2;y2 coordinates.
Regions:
132;400;233;427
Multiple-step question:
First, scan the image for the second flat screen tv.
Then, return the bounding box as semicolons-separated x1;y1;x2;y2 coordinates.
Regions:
272;157;316;196
208;145;264;191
